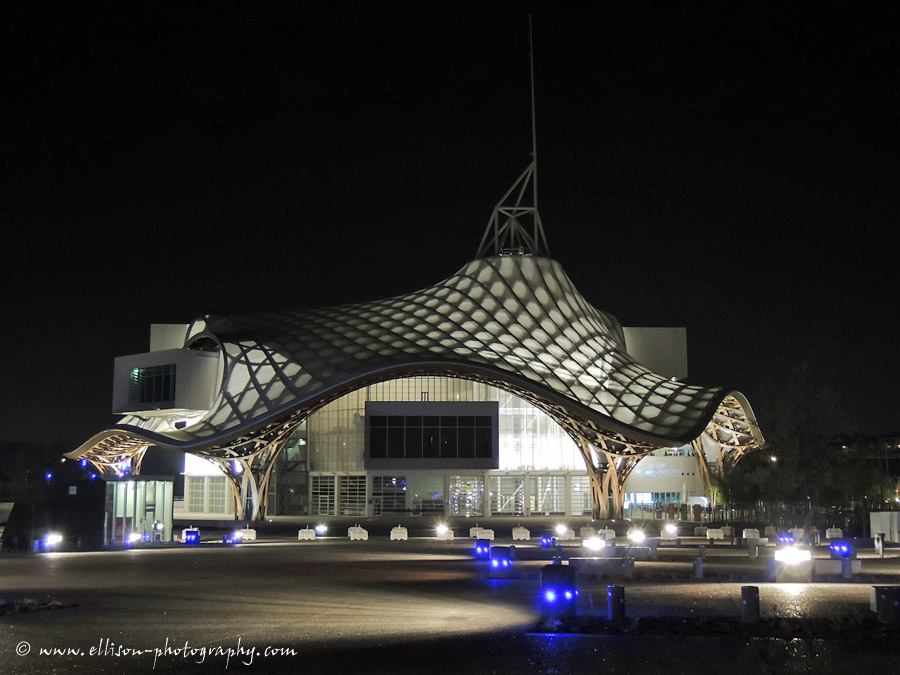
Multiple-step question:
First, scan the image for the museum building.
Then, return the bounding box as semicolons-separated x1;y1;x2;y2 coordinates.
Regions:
67;162;764;527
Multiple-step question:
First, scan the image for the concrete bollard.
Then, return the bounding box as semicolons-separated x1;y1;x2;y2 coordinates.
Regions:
693;557;704;579
875;533;885;558
741;585;760;623
607;584;625;621
842;557;853;579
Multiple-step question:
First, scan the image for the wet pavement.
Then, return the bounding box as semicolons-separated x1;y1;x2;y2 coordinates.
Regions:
2;522;898;674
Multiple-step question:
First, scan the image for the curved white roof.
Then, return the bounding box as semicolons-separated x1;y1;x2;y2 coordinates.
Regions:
71;255;762;463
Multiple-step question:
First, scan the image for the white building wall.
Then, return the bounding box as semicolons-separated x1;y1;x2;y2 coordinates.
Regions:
870;511;900;543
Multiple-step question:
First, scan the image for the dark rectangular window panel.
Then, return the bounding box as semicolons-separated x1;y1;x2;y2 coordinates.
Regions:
365;401;498;470
423;429;440;458
405;427;423;458
475;427;493;458
457;428;475;458
129;364;177;406
369;428;387;458
387;428;405;459
440;427;457;459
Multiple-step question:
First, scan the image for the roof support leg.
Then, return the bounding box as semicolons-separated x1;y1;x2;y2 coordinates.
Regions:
219;437;290;524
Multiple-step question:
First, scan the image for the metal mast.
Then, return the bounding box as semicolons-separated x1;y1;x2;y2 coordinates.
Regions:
476;15;550;259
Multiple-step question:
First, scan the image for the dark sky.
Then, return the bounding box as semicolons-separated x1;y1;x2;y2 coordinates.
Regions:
3;1;897;448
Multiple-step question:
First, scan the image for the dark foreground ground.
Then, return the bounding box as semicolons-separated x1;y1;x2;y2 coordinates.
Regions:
2;518;899;674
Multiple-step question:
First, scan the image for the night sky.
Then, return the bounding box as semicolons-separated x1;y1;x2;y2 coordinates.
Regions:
3;1;897;449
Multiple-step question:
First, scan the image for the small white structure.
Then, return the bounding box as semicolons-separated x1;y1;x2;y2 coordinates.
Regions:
298;528;317;541
660;525;678;540
435;526;454;540
789;528;806;542
390;526;408;541
181;527;199;541
512;526;530;541
721;526;733;536
236;528;257;541
706;528;724;540
742;528;760;540
596;528;616;540
694;526;708;537
556;528;576;541
470;527;494;540
348;525;368;541
580;526;597;539
825;528;843;540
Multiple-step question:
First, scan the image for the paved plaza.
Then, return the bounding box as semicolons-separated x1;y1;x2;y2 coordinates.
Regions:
2;519;898;674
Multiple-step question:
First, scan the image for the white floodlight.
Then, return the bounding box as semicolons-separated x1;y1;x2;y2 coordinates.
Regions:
583;537;606;552
774;547;811;565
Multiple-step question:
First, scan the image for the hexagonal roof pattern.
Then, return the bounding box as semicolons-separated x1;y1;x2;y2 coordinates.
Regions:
77;254;758;459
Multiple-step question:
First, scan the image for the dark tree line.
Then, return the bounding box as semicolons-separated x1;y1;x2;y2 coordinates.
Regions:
0;442;73;502
710;358;890;533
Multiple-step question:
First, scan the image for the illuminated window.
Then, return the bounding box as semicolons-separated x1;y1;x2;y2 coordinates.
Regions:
129;364;176;405
208;477;228;513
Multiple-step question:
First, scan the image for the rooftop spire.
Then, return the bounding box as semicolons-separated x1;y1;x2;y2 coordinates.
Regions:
476;15;549;259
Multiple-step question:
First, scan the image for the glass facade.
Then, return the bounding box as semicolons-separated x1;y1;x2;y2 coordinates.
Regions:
371;476;408;516
171;376;706;520
339;475;366;516
311;475;335;515
129;364;176;406
449;475;484;517
267;375;591;517
104;479;174;544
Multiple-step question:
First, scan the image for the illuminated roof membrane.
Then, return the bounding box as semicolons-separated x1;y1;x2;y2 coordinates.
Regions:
101;255;746;452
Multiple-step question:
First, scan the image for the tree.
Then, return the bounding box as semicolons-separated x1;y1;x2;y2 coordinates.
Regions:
754;356;855;525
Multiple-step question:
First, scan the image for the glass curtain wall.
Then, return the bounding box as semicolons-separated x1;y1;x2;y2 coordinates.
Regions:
490;474;525;515
529;475;566;515
339;475;367;516
372;476;408;516
449;475;484;517
570;474;592;515
104;480;174;544
311;475;335;515
271;375;587;516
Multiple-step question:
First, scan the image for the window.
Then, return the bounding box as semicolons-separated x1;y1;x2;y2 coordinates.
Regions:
187;476;205;512
530;475;565;515
208;477;228;513
372;476;408;515
366;404;498;466
129;364;176;405
449;475;483;517
312;476;335;515
339;475;366;516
